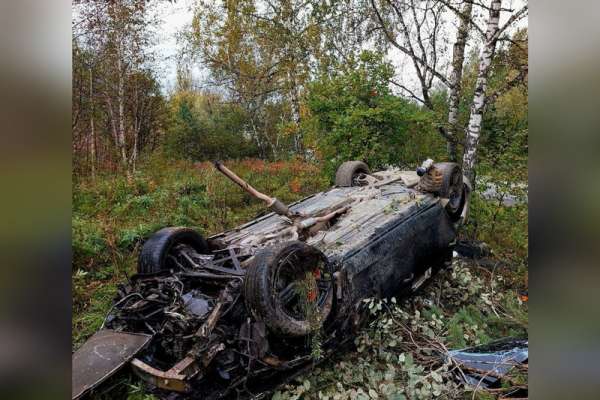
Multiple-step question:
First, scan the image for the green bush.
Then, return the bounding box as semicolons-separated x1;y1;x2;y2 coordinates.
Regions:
163;92;259;161
72;215;106;269
303;51;446;178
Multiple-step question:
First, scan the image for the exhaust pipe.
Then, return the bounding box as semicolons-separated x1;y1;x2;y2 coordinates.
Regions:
212;161;292;217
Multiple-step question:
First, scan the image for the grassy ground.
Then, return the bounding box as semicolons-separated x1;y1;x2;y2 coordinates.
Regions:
72;157;527;399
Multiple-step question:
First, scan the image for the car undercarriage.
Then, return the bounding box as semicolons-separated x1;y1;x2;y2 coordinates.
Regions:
72;159;470;399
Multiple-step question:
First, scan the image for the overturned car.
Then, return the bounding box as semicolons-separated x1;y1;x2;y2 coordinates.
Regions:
72;160;471;399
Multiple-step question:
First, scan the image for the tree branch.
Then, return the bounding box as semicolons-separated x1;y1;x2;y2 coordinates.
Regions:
389;79;427;104
434;0;485;37
493;5;528;42
370;0;452;88
484;65;528;107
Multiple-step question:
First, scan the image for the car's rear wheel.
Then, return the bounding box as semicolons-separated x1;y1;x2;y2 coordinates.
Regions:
435;162;465;220
138;227;209;274
335;161;370;187
244;241;334;337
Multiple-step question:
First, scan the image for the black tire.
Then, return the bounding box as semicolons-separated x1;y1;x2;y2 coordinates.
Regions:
244;241;334;337
335;161;370;187
138;227;209;274
435;162;465;220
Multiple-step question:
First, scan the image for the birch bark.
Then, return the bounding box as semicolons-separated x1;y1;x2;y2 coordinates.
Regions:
290;73;302;154
116;42;129;179
89;68;96;180
462;0;502;183
446;1;473;162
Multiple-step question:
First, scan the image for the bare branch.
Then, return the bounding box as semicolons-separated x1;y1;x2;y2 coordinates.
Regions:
435;0;485;37
370;0;451;88
484;65;528;107
493;5;528;42
389;79;427;104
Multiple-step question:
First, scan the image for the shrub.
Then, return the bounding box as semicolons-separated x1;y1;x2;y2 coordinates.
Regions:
163;92;259;161
303;51;446;178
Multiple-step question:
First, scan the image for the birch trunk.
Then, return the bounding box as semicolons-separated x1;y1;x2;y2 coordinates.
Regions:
115;34;131;180
117;55;129;178
106;96;119;147
462;0;502;184
290;84;301;154
89;68;96;180
446;1;473;162
129;83;140;174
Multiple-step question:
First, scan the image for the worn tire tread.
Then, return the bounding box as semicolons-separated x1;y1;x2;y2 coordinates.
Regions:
335;161;370;187
434;162;465;219
244;241;331;337
138;227;209;274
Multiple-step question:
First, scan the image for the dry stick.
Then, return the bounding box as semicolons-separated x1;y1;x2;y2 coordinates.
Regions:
489;261;501;318
382;301;480;394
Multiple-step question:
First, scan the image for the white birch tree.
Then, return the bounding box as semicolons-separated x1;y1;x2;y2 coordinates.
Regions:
445;1;472;161
74;0;158;179
370;0;527;167
462;0;528;183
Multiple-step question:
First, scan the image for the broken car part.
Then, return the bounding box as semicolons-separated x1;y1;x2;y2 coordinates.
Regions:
72;330;152;399
447;338;528;389
213;160;295;218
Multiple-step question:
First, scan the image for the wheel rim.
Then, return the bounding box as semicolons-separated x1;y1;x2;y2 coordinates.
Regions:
274;255;332;322
351;170;369;186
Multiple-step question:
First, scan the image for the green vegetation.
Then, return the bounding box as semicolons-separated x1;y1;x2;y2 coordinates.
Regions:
303;52;446;177
164;91;260;160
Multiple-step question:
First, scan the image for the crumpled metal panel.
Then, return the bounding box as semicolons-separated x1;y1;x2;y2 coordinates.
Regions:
448;338;528;388
72;329;152;399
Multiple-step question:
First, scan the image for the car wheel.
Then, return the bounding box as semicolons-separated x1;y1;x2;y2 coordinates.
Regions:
435;162;465;220
138;227;209;274
244;241;334;337
335;161;370;187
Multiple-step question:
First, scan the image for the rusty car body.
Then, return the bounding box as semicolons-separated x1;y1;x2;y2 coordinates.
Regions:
72;160;471;399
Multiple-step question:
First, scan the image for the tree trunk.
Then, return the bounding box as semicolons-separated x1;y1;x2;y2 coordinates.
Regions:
462;0;502;184
131;130;138;174
105;96;119;147
89;68;96;180
116;37;130;180
446;1;473;162
288;70;302;155
249;115;261;158
130;82;140;174
291;88;301;154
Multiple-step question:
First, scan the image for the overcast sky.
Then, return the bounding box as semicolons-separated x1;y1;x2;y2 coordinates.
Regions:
153;0;527;95
151;0;196;93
